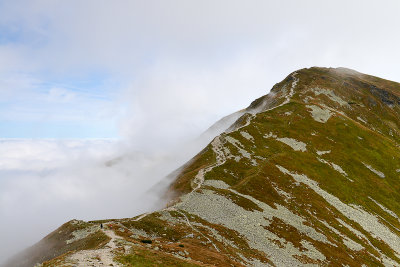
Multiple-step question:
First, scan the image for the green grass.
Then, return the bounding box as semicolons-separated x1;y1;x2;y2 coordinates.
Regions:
17;67;400;266
116;249;201;267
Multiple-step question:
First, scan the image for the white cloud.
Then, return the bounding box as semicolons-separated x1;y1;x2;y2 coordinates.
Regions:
2;1;400;141
0;138;197;262
118;55;281;150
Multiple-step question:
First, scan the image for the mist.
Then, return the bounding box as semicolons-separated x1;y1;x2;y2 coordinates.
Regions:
0;133;222;262
0;108;234;263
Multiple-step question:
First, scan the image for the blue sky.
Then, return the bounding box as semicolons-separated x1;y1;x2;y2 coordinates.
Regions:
0;70;120;138
0;32;121;138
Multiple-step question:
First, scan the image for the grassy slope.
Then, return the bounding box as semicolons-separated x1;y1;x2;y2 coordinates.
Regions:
4;220;110;267
12;67;400;266
164;67;400;265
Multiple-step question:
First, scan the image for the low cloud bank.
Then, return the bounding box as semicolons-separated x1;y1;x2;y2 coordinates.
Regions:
0;136;213;263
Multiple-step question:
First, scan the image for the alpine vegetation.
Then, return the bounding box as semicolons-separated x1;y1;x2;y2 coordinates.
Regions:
7;67;400;266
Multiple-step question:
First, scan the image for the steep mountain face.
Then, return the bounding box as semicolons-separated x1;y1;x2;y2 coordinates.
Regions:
7;67;400;267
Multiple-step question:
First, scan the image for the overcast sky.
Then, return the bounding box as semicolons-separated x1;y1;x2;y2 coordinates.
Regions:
1;0;400;262
0;0;399;145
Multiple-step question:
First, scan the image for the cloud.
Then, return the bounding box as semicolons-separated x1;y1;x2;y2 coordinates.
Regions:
1;0;400;141
0;70;121;138
0;138;199;262
2;0;400;141
117;54;280;150
1;0;399;78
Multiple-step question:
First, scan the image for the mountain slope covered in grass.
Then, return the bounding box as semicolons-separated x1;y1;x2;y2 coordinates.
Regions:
6;67;400;266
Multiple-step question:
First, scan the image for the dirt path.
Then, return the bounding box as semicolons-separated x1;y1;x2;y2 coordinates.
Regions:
66;225;122;266
133;212;149;221
190;73;299;193
191;135;226;191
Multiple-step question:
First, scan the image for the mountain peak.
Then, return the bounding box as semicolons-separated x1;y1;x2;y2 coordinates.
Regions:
8;67;400;266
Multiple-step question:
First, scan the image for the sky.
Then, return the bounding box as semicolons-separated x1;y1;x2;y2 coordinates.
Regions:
1;0;400;143
1;0;400;262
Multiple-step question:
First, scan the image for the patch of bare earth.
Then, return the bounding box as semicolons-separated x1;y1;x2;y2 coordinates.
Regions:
65;225;122;266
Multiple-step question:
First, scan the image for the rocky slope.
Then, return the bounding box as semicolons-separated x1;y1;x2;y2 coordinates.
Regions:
6;67;400;266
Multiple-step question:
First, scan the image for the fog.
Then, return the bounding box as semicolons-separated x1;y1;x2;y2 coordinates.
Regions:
0;136;218;262
0;119;230;262
1;0;400;263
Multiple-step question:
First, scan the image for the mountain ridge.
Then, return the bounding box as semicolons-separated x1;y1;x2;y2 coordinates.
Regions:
6;67;400;266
